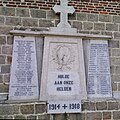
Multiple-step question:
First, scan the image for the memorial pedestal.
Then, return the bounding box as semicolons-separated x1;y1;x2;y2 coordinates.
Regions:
40;35;87;102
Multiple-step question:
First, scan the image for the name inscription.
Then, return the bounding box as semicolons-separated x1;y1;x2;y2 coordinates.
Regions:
87;40;112;98
9;36;38;100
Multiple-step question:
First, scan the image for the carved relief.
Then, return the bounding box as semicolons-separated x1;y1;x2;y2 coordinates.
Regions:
52;45;75;71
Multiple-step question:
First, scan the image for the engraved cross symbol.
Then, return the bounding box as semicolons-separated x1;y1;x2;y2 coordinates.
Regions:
53;0;75;28
62;104;68;109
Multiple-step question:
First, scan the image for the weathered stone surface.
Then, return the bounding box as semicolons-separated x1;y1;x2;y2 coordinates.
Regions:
53;114;66;120
99;14;112;22
16;8;30;17
118;83;120;91
0;75;3;83
83;22;93;30
31;9;46;18
69;13;76;20
113;111;120;119
111;49;120;56
109;49;112;56
108;40;119;48
90;31;100;35
112;82;117;91
103;112;111;119
20;105;34;114
110;57;120;66
88;14;98;22
14;115;26;119
0;55;6;64
81;29;89;34
96;101;107;110
0;105;19;115
94;23;105;30
4;74;10;83
38;114;50;120
0;84;8;93
115;66;120;74
0;46;1;54
82;101;95;111
69;113;85;120
0;116;3;119
113;16;120;23
1;65;10;74
0;26;13;35
73;21;82;30
111;64;116;73
77;13;87;21
106;23;118;31
108;102;119;110
86;112;102;120
0;36;6;45
27;115;37;120
2;46;12;55
6;56;12;64
6;17;21;26
3;115;13;119
101;31;112;36
114;32;120;39
111;75;120;82
47;10;59;19
35;104;46;114
39;19;54;27
55;20;59;27
0;7;15;16
7;36;13;45
22;18;38;27
0;16;4;24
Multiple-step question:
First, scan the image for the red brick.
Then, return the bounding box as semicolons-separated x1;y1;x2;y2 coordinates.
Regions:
100;11;109;14
25;0;34;2
29;6;39;9
9;2;15;4
6;4;17;7
100;2;108;4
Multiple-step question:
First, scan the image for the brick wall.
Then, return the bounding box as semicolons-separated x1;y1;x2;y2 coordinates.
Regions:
1;0;120;15
0;0;120;119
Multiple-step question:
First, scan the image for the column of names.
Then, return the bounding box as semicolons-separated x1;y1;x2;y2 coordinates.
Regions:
87;40;112;98
9;36;39;100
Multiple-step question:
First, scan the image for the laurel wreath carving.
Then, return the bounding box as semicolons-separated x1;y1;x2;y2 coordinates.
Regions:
52;45;75;71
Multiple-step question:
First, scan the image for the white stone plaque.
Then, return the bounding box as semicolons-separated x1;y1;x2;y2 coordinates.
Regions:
47;100;81;114
87;40;112;98
9;36;39;100
47;72;80;96
40;36;87;102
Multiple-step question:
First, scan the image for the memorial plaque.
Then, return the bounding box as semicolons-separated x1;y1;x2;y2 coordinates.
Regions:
40;0;86;113
87;40;112;98
40;36;87;103
9;36;39;100
47;100;81;113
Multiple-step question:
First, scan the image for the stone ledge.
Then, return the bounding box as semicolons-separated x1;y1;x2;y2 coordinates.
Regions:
10;30;112;40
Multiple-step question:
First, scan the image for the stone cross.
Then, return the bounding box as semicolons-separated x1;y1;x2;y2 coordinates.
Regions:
53;0;75;28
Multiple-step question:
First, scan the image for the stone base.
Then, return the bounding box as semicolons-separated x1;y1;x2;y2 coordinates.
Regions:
50;27;77;34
